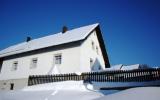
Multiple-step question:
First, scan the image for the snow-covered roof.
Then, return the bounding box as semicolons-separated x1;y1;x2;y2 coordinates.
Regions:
121;64;140;70
0;23;99;58
103;64;151;71
102;64;123;71
111;64;123;70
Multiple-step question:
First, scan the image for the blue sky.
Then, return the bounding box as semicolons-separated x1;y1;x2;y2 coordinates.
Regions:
0;0;160;66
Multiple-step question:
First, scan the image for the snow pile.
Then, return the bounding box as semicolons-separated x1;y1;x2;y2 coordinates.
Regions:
94;87;160;100
92;80;160;89
48;65;60;75
23;81;89;91
110;64;123;70
0;81;103;100
121;64;140;70
75;72;82;75
104;64;152;71
0;81;160;100
103;64;123;71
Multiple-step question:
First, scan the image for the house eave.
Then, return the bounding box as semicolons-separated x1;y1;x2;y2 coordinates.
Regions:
3;40;83;60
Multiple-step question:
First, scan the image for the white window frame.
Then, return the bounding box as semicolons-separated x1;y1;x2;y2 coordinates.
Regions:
30;58;38;69
54;54;62;65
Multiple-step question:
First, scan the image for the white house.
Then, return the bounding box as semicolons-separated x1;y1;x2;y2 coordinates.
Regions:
0;23;110;90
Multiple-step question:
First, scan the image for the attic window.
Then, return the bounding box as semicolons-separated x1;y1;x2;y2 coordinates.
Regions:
30;58;38;69
12;61;18;71
96;46;99;55
94;31;96;36
91;41;95;50
55;54;62;65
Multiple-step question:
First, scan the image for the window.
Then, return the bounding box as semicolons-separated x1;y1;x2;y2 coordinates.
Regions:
96;46;99;55
30;58;38;69
94;31;96;36
91;41;95;50
55;54;62;65
12;61;18;71
10;83;14;90
90;58;94;68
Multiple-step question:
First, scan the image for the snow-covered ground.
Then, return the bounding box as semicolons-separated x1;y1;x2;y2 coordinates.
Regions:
0;81;160;100
94;87;160;100
92;80;160;89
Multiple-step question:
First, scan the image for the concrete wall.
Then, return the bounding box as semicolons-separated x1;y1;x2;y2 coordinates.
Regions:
80;30;105;72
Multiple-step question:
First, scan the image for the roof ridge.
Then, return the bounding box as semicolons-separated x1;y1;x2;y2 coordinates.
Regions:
28;23;99;42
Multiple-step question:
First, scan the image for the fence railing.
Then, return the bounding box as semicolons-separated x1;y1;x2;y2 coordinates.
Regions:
28;68;160;86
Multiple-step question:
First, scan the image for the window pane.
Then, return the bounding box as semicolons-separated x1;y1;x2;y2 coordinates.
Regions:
55;54;62;65
12;61;18;71
30;58;38;69
90;58;93;67
96;46;99;55
91;41;95;50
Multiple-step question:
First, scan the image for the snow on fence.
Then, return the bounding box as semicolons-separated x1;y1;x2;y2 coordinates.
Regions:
28;68;160;86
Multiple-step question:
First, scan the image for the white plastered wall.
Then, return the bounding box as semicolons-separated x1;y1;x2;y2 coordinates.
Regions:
80;30;105;72
0;45;81;90
0;45;81;81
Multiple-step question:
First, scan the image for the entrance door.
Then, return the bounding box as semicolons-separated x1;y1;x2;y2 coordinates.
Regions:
10;83;14;90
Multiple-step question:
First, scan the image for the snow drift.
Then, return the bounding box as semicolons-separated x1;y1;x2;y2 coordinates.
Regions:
94;87;160;100
0;81;160;100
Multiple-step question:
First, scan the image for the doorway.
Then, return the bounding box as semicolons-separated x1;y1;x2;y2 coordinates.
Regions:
10;83;14;90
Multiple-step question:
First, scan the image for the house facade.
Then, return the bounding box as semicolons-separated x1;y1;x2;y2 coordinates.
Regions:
0;23;110;90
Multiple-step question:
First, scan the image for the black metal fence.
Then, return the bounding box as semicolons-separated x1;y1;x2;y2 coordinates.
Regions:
28;68;160;86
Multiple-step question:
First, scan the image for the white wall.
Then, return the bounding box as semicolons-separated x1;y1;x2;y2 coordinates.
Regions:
0;78;28;91
0;45;81;80
80;30;105;72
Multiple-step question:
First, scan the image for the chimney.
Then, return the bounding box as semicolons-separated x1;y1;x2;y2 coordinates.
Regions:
62;26;68;33
26;37;31;42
